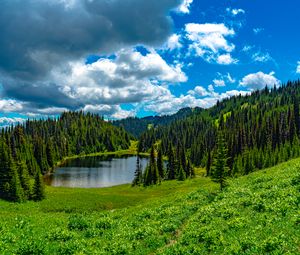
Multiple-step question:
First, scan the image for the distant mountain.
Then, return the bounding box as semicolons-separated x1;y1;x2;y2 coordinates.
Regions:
112;107;203;138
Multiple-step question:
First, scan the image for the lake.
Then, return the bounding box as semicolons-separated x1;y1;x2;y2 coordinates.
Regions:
44;155;148;188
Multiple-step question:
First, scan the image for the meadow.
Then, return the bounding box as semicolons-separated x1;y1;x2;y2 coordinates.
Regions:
0;158;299;254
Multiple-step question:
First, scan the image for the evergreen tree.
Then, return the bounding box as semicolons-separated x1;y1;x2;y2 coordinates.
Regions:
132;154;143;186
166;145;176;180
16;161;31;199
177;165;186;181
211;132;230;191
206;150;212;176
32;172;45;201
157;147;165;179
187;160;195;178
143;146;159;186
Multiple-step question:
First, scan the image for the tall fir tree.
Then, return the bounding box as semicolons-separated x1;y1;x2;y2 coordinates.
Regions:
32;172;45;201
143;146;159;186
132;154;143;186
166;144;176;180
211;132;230;191
157;147;165;180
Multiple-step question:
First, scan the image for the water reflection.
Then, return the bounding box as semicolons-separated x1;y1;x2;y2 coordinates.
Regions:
44;155;148;188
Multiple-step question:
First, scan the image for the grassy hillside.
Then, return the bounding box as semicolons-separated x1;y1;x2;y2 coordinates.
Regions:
0;158;299;254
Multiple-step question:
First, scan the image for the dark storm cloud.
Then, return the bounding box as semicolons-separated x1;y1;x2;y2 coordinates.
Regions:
0;0;182;111
0;0;180;81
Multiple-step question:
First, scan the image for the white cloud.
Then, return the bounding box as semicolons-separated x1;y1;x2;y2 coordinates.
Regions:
188;86;209;96
177;0;193;14
50;48;187;108
185;23;236;64
240;71;280;90
147;84;249;115
227;8;245;16
166;34;182;51
82;104;134;119
0;117;25;127
208;84;214;92
216;53;238;65
213;79;226;87
0;99;24;112
252;52;273;63
296;61;300;74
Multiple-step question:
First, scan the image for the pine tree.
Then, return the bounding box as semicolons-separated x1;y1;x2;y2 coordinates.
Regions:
166;145;176;180
211;132;230;191
157;147;165;179
16;161;31;199
32;172;45;201
143;146;159;186
206;150;212;176
187;160;195;178
177;165;186;181
0;141;24;202
132;154;143;186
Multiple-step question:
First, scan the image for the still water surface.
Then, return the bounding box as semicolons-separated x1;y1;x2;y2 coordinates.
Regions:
45;155;148;188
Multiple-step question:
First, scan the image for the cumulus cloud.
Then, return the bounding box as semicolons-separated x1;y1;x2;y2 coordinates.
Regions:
146;85;249;115
213;79;226;87
177;0;193;14
216;54;238;65
51;49;187;106
82;105;134;119
0;0;186;118
166;34;183;51
0;100;24;113
188;86;209;97
1;47;187;118
240;71;280;90
185;23;236;64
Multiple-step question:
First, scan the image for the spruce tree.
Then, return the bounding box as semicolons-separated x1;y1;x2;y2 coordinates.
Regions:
206;150;212;176
167;145;176;180
157;147;165;180
32;172;45;201
132;154;143;186
187;160;195;178
143;146;159;186
177;165;186;181
16;161;31;199
211;132;230;191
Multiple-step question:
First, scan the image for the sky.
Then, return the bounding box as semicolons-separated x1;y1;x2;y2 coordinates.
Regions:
0;0;300;126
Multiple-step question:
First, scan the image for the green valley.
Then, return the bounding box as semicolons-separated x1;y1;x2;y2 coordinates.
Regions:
0;157;299;254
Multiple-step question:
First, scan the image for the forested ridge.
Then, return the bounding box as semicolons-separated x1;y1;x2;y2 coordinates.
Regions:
139;80;300;178
113;107;202;138
0;111;131;202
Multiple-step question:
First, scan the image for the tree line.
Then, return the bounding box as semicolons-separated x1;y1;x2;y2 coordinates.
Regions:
132;143;195;187
138;80;300;183
0;111;131;202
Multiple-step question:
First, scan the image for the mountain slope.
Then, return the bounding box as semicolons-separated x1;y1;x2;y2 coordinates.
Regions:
139;80;300;177
0;155;299;254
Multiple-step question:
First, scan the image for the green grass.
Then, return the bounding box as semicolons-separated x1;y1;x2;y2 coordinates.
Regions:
0;158;299;254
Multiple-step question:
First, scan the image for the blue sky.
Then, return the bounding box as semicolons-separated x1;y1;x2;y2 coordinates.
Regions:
0;0;299;125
